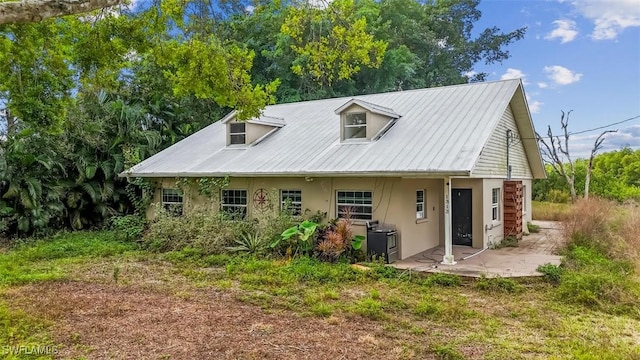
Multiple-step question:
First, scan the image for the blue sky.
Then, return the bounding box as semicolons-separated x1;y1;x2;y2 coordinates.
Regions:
473;0;640;158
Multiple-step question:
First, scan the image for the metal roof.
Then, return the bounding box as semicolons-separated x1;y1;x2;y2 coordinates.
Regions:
123;79;543;178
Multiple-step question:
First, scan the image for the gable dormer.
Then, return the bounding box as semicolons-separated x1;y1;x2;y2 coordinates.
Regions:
334;99;400;142
222;112;285;146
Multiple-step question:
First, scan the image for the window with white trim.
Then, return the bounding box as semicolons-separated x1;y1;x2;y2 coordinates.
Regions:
336;191;373;220
162;189;183;216
492;188;500;221
416;189;426;220
344;112;366;139
281;190;302;216
229;122;246;145
221;189;247;219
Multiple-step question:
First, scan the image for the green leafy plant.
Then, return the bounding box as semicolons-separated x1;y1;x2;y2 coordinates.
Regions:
527;222;540;233
110;214;145;240
272;220;319;255
226;232;269;255
537;263;563;284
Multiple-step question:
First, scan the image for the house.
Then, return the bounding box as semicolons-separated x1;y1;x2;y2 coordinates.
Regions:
123;79;545;264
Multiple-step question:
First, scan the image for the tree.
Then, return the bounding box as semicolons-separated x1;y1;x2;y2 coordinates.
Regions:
536;110;616;203
0;0;123;25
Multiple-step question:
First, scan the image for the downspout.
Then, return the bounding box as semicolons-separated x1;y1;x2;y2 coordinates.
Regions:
506;129;512;180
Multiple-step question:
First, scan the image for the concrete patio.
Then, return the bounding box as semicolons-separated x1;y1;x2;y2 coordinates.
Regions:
392;221;564;278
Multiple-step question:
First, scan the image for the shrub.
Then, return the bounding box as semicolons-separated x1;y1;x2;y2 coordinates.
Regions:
314;212;364;263
563;198;639;267
143;209;255;255
527;222;540;233
110;214;145;240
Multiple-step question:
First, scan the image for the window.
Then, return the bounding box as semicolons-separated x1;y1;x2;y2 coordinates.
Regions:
229;122;246;145
416;189;426;219
281;190;302;216
162;189;183;216
221;189;247;219
344;112;366;139
492;188;500;221
337;191;373;220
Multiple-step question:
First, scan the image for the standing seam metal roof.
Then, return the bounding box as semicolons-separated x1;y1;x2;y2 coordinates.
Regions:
124;79;527;177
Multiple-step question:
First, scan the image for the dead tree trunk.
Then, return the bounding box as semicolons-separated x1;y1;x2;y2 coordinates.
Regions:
0;0;123;25
585;130;617;199
536;110;578;203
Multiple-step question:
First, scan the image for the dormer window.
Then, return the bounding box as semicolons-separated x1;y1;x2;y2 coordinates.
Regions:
229;123;246;145
335;99;400;142
223;111;285;147
344;112;367;139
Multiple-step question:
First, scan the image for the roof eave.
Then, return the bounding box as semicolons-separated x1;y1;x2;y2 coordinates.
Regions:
119;170;472;178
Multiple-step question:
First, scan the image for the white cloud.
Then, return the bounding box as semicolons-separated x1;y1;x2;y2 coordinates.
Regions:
570;125;640;158
529;101;543;114
544;65;583;85
571;0;640;40
545;19;579;43
463;70;478;78
537;82;549;89
525;94;543;114
500;68;528;85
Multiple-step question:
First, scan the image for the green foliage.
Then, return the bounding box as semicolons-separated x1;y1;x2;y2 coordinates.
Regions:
494;236;519;249
0;1;526;237
0;302;55;358
424;273;462;287
110;215;146;240
0;231;135;286
352;297;385;320
537;263;563;284
473;276;524;294
527;222;540;233
226;232;270;255
432;344;465;360
143;209;255;255
534;148;640;202
273;220;319;254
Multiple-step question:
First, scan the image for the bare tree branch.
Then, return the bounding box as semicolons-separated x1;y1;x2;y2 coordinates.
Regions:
536;110;578;202
584;129;617;199
0;0;123;25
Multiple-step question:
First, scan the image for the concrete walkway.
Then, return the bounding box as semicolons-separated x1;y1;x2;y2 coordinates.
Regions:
392;221;564;278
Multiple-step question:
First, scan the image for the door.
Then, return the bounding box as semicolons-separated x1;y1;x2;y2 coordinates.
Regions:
452;189;472;246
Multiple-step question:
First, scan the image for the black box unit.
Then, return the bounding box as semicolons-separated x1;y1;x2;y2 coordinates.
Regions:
366;221;398;264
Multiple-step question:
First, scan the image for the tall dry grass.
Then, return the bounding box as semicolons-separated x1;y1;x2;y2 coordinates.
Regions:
563;198;640;271
532;201;572;221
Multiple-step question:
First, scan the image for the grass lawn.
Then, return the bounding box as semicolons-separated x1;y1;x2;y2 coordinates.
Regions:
1;231;639;359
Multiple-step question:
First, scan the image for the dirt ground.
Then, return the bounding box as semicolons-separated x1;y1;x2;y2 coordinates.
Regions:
5;281;426;360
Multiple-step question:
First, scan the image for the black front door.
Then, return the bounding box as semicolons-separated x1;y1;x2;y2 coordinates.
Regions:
452;189;472;246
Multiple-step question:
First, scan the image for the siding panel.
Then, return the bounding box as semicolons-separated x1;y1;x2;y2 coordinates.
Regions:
472;105;533;179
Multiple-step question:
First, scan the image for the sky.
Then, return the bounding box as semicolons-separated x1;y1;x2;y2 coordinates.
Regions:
472;0;640;158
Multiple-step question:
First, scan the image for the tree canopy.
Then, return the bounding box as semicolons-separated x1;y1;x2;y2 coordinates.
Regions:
0;0;526;236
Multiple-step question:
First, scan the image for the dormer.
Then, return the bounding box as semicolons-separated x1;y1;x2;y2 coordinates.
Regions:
334;99;400;142
222;111;285;147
